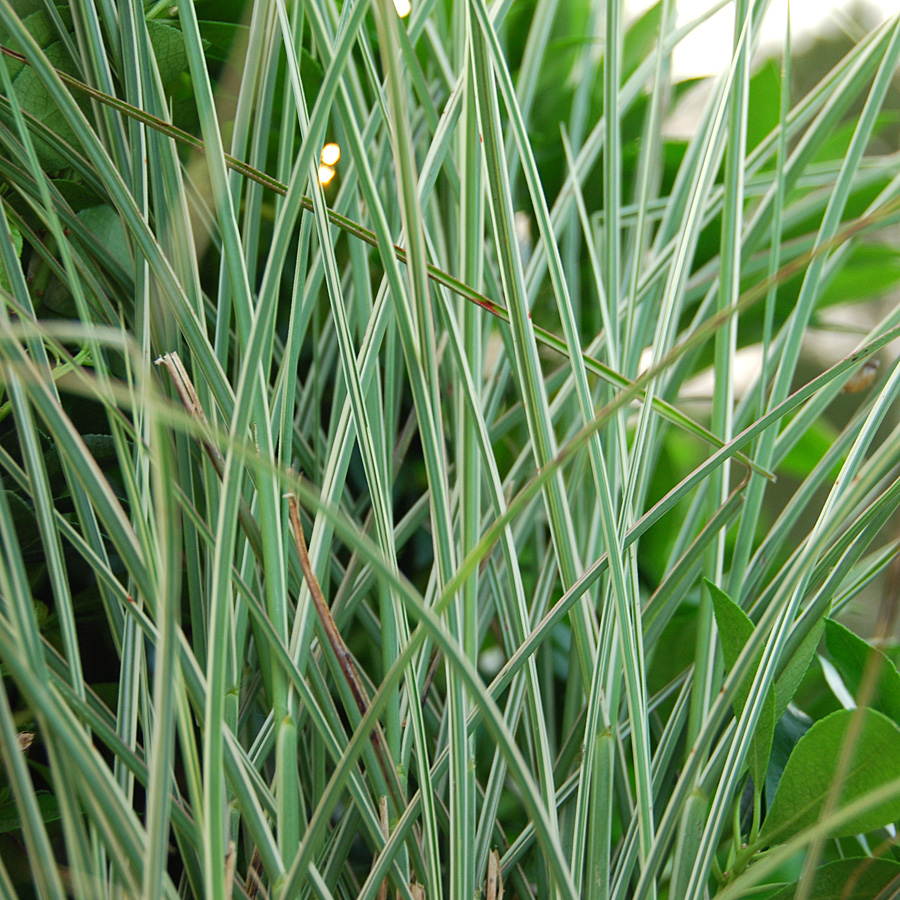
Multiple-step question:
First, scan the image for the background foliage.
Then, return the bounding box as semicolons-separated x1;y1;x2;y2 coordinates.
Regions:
1;0;900;898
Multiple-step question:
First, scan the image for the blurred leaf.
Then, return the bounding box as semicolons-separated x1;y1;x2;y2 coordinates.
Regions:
299;48;324;109
777;419;842;482
759;708;900;845
622;2;661;82
647;602;698;699
818;242;900;307
747;60;781;153
33;432;120;497
812;113;899;165
197;20;249;64
0;790;61;833
639;429;704;586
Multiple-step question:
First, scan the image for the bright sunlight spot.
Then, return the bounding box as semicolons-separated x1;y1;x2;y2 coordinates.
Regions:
317;163;335;186
394;0;411;18
320;142;341;166
627;0;897;77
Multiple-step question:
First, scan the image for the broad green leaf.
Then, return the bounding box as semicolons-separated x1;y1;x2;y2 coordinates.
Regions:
53;178;105;211
749;689;776;793
760;708;900;845
707;579;775;788
0;8;187;170
0;5;84;171
76;205;132;271
767;857;900;900
1;490;42;553
707;579;754;679
825;618;900;726
146;20;188;86
765;708;812;808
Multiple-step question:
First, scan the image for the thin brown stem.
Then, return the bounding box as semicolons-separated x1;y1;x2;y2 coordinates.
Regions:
286;489;405;814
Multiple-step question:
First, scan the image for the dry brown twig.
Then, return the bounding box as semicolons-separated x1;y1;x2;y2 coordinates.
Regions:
487;849;504;900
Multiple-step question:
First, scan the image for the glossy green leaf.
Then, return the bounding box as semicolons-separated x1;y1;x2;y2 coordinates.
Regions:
765;708;812;808
767;857;900;900
760;708;900;845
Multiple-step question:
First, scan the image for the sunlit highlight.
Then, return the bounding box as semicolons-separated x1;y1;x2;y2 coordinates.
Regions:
320;142;341;166
318;164;335;186
393;0;411;17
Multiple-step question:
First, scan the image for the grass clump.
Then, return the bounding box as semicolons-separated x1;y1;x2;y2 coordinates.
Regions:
1;2;900;899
